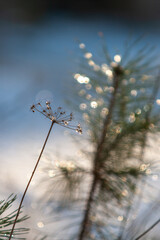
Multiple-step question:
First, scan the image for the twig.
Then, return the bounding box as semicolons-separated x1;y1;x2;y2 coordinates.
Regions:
135;218;160;240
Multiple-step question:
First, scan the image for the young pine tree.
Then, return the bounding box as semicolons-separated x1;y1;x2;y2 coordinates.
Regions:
40;37;160;240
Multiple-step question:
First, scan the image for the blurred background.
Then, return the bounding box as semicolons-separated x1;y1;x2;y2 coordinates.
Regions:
1;0;160;239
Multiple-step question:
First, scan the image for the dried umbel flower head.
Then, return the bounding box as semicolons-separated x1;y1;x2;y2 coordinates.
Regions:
9;101;82;240
30;101;82;134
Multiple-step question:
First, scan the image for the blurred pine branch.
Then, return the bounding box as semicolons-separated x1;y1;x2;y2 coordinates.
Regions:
0;194;29;239
38;37;160;240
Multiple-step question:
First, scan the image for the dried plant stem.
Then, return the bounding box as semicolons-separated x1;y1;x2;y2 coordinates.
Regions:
9;121;55;240
135;218;160;240
78;73;120;240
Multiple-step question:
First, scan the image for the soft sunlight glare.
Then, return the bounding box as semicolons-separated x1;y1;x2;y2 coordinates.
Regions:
88;60;95;66
79;89;86;96
90;101;98;108
156;99;160;105
129;78;136;83
37;222;44;228
101;108;109;118
48;170;55;178
122;189;128;197
96;86;103;94
80;103;87;110
106;69;113;78
114;54;121;63
86;94;92;100
85;84;92;90
131;90;137;97
84;52;92;59
136;108;141;115
75;75;90;84
129;113;135;123
152;175;158;181
79;43;85;49
117;216;123;222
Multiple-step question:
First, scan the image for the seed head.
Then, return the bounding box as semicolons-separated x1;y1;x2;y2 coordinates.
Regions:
30;101;82;134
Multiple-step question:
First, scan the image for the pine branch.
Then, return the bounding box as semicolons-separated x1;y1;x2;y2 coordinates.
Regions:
39;38;160;240
118;72;160;240
0;195;29;239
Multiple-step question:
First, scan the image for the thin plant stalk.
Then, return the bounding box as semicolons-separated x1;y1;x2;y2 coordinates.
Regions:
134;218;160;240
9;121;55;240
